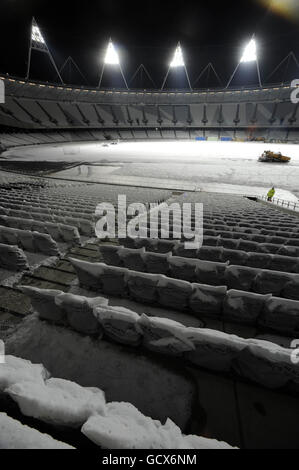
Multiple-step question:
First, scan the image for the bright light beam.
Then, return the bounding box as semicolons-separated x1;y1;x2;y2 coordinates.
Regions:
104;41;120;65
240;38;257;63
170;44;185;68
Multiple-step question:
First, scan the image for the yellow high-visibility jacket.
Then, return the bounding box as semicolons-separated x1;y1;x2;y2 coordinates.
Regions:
267;189;275;198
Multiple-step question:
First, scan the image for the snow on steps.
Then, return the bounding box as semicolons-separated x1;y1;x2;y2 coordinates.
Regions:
65;259;299;337
0;356;233;449
81;403;232;450
20;287;299;390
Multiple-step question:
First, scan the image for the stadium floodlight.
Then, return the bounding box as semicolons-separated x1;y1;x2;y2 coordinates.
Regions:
31;24;45;45
26;17;64;84
170;44;185;68
240;38;257;63
226;35;262;88
99;39;128;89
161;42;192;90
104;40;120;65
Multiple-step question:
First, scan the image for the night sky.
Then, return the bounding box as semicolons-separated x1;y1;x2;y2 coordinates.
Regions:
0;0;299;88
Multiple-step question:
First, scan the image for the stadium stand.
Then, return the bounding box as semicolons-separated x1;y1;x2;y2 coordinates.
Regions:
2;73;299;449
1;176;299;448
0;77;298;147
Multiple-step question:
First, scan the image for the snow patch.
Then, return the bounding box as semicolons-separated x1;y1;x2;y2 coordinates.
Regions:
0;413;74;449
0;355;49;391
6;378;106;428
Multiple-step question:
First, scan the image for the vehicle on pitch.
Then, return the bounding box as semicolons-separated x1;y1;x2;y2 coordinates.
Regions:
258;150;291;163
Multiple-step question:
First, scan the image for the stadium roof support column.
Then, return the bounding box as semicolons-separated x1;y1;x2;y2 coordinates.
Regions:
98;39;129;90
226;35;262;89
26;17;64;84
161;42;192;91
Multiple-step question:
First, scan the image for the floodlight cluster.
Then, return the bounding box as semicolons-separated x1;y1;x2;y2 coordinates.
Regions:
240;39;257;63
27;17;260;90
170;45;185;68
104;41;120;65
32;25;45;45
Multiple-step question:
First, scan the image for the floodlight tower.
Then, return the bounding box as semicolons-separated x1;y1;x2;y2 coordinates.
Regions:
161;42;192;91
226;36;262;88
26;17;63;84
98;39;129;89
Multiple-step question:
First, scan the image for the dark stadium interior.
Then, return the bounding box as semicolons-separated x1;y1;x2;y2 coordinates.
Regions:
1;0;299;453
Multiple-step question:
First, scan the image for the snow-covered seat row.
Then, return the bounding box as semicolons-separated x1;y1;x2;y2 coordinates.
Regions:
0;356;231;449
203;229;299;248
0;202;95;222
0;243;28;271
120;240;299;274
100;244;228;283
0;194;96;214
16;290;299;391
224;265;299;300
203;212;299;223
203;220;299;236
0;208;94;236
0;190;96;209
69;258;228;315
204;235;299;258
173;214;299;232
0;226;59;256
20;287;107;335
208;242;296;270
0;192;95;210
203;224;299;240
143;219;299;247
68;258;299;324
100;245;299;300
0;215;81;244
203;215;299;230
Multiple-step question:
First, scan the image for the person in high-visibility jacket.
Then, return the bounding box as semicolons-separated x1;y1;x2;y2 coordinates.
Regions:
267;187;275;202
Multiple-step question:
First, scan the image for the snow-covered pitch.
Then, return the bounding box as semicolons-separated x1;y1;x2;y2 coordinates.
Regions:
4;140;299;202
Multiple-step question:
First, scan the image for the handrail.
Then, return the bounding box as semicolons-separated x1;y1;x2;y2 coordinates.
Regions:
259;195;299;212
